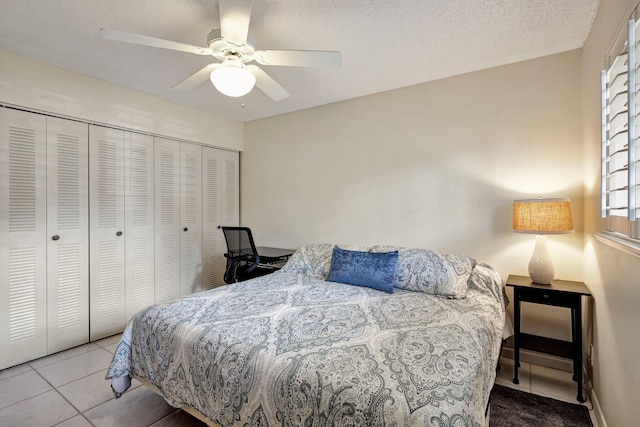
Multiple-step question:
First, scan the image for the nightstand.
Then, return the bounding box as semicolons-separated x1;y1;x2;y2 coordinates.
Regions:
506;275;591;402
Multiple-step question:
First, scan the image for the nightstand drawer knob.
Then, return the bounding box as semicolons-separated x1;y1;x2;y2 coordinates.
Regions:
543;294;549;299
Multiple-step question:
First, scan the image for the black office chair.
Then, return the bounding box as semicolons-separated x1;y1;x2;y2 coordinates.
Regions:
221;226;275;284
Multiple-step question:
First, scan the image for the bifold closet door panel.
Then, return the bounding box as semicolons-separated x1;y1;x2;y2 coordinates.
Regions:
154;138;181;303
0;108;48;369
180;142;203;296
202;147;239;289
124;133;155;321
202;147;223;290
46;117;89;353
89;125;126;341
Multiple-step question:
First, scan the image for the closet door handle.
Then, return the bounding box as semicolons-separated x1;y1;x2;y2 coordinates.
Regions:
183;227;188;232
116;231;123;236
51;235;60;241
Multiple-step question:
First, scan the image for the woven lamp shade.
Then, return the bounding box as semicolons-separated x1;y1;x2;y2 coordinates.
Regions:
513;198;574;234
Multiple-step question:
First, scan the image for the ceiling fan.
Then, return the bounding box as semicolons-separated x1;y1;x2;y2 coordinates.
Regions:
100;0;342;101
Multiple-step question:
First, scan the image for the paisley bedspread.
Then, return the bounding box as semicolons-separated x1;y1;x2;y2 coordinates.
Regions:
106;266;505;427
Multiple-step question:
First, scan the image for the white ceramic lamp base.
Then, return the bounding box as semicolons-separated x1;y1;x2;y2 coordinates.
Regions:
528;235;555;284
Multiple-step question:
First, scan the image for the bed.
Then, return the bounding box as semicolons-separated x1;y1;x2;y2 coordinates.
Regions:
106;243;506;427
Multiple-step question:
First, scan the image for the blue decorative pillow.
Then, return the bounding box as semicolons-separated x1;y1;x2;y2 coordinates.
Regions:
326;246;398;293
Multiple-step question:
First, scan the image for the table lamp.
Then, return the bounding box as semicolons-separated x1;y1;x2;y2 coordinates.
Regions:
512;197;574;284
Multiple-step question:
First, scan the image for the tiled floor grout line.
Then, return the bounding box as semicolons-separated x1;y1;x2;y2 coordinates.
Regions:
32;363;87;426
21;343;117;427
0;388;52;413
0;365;87;426
496;359;592;409
29;344;100;370
51;347;116;425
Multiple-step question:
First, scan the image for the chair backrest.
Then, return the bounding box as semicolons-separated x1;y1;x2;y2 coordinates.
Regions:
221;226;261;283
221;226;259;258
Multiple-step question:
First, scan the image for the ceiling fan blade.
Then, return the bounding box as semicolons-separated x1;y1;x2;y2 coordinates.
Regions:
247;65;289;101
100;28;211;55
254;50;342;67
172;63;221;90
219;0;252;46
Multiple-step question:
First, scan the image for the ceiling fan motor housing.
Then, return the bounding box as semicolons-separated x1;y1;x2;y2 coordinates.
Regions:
207;28;257;63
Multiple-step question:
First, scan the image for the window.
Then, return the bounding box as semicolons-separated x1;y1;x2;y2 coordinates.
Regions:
601;17;640;248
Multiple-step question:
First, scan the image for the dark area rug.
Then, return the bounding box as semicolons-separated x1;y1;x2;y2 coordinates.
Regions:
490;384;593;427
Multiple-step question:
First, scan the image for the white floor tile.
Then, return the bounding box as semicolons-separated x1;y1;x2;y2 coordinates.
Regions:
57;369;116;413
94;334;123;348
495;357;588;407
103;342;120;354
0;390;78;427
34;348;114;387
0;363;33;381
57;368;145;414
0;370;53;410
530;364;580;403
55;415;94;427
29;344;100;370
83;385;176;427
494;357;531;393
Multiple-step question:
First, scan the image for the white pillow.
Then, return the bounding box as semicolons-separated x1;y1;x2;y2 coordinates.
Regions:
372;245;476;298
280;243;372;278
280;243;334;278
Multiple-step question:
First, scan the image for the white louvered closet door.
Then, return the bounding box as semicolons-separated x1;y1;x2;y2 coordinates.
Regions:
180;142;203;296
154;138;181;303
46;117;89;353
0;108;48;370
202;147;239;289
124;133;155;321
89;126;126;341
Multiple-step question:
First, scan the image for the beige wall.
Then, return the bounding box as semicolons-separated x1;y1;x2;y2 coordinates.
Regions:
0;49;243;150
243;50;585;342
582;0;640;426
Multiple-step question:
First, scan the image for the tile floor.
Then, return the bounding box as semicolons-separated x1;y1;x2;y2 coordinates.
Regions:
1;336;589;427
494;357;596;425
494;357;588;404
0;334;206;427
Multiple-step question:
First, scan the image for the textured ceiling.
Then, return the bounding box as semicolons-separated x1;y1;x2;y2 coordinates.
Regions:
0;0;599;122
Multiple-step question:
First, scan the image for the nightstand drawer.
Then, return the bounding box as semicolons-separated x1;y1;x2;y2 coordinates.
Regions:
516;287;578;307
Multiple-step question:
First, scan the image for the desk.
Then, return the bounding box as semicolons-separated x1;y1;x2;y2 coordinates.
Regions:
223;246;295;284
506;275;591;402
255;247;295;265
227;247;294;266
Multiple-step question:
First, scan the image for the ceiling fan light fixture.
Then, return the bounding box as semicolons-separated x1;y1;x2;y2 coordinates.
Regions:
210;59;256;97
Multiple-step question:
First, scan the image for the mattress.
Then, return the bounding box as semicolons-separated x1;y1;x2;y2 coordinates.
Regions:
107;263;505;426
